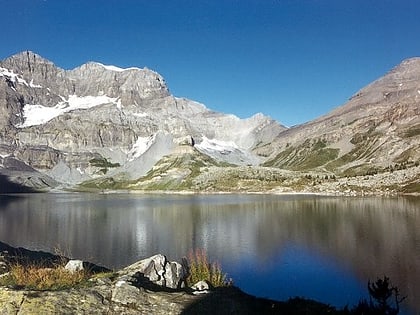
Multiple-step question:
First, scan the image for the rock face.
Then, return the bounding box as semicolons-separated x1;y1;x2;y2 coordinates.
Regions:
0;51;285;190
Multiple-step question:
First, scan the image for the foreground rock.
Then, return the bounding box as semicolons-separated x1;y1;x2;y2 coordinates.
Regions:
118;253;188;289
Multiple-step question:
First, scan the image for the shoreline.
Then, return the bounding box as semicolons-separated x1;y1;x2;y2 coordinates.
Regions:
8;187;420;198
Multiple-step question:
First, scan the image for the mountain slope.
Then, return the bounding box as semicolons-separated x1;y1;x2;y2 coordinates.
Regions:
263;58;420;177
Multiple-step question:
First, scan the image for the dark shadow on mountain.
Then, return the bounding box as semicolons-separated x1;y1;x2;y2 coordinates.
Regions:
0;174;36;193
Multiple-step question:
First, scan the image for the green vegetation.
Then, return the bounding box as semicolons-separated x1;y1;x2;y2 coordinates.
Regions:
298;148;339;170
186;249;231;288
132;149;226;191
326;133;383;175
262;146;295;168
263;139;339;171
340;164;380;177
79;176;132;190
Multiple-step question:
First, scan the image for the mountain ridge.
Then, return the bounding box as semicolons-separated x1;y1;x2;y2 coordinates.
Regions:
0;51;419;194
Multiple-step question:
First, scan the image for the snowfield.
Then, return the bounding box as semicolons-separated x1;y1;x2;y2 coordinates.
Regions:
16;95;119;128
196;136;239;153
96;62;141;72
128;134;157;161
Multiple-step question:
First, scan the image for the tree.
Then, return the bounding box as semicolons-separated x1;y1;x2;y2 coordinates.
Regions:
366;276;406;315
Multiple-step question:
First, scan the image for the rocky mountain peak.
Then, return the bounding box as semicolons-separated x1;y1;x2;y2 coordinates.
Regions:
68;60;170;100
0;51;64;84
1;51;56;70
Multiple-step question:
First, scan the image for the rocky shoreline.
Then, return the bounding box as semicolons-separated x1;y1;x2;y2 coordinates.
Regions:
0;241;345;315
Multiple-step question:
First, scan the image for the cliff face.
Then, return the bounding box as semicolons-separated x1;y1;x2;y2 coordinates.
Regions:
0;51;285;189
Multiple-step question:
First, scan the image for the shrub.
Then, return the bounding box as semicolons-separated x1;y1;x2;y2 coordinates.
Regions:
186;249;231;287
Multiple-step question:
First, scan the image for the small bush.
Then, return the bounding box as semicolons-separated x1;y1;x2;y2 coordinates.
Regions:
0;263;90;291
186;249;231;287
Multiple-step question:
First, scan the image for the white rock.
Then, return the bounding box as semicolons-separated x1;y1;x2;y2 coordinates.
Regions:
191;280;211;295
65;259;84;273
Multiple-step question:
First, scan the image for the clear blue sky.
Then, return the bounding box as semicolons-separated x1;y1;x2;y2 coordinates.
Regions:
1;0;420;126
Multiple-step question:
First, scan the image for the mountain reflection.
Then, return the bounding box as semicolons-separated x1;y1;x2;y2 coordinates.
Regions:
0;194;419;313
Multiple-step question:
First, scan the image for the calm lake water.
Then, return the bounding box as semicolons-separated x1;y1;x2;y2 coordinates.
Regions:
0;193;419;314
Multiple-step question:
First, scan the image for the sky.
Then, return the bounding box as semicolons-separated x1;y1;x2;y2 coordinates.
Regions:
1;0;420;127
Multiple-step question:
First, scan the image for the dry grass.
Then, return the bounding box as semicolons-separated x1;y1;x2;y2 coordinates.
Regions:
0;262;91;291
186;249;231;287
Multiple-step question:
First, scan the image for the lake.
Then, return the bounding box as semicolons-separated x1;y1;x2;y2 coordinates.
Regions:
0;193;419;314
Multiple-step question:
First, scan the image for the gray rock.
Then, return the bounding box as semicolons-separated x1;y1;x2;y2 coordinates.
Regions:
64;259;84;273
111;280;143;306
120;254;187;289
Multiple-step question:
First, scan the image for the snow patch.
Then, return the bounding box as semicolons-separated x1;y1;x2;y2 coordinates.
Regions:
116;98;122;109
17;95;119;127
0;67;42;88
196;136;261;166
128;134;156;161
96;62;141;72
196;136;239;154
29;79;42;88
133;112;148;118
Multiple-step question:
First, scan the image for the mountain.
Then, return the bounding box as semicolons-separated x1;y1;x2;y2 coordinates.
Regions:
0;51;285;192
262;58;420;178
0;52;419;194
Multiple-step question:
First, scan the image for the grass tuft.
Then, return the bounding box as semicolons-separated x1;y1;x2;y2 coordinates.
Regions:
186;249;232;287
0;262;91;291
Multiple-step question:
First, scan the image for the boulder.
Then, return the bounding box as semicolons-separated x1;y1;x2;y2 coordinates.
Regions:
64;259;84;273
120;254;187;289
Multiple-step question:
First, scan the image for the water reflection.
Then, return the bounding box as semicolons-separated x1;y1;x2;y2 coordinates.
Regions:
0;193;419;314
